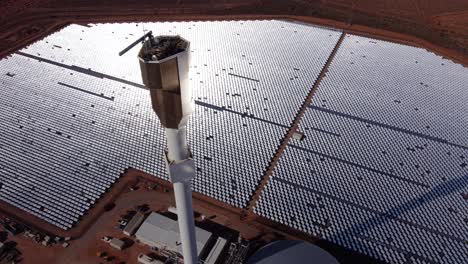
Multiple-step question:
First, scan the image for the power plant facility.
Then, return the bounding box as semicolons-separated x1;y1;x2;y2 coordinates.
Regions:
0;2;467;264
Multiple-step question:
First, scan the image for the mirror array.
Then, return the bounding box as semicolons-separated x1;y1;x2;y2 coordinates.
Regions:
0;20;341;229
3;18;465;263
254;35;468;263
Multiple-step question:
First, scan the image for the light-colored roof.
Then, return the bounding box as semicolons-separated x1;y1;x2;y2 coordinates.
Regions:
135;212;211;255
110;238;125;248
124;212;145;235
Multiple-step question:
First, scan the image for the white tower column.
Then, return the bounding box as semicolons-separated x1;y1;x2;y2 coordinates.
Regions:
126;34;197;264
165;127;198;264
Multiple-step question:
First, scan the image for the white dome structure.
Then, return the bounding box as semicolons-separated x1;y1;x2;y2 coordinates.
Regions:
248;240;339;264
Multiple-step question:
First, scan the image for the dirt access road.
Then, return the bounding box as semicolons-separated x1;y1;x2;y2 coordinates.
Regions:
0;0;467;65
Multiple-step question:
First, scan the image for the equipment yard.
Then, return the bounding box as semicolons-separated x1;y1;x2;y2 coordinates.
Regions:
1;168;366;264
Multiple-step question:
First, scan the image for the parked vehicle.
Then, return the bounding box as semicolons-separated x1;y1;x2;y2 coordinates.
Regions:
102;236;112;243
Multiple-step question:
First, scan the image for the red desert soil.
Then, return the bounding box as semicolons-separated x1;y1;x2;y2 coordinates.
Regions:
3;168;351;264
0;0;467;65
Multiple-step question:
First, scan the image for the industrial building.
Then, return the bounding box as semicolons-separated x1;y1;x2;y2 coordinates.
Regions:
134;212;226;262
109;238;125;251
123;212;145;236
0;19;466;263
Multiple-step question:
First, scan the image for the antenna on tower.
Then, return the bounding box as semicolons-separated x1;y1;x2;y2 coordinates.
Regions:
142;24;148;54
118;31;153;56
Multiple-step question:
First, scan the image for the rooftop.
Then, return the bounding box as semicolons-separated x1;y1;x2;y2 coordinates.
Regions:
135;212;211;255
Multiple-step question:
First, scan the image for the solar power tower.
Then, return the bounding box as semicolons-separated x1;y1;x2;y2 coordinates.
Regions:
120;32;198;264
